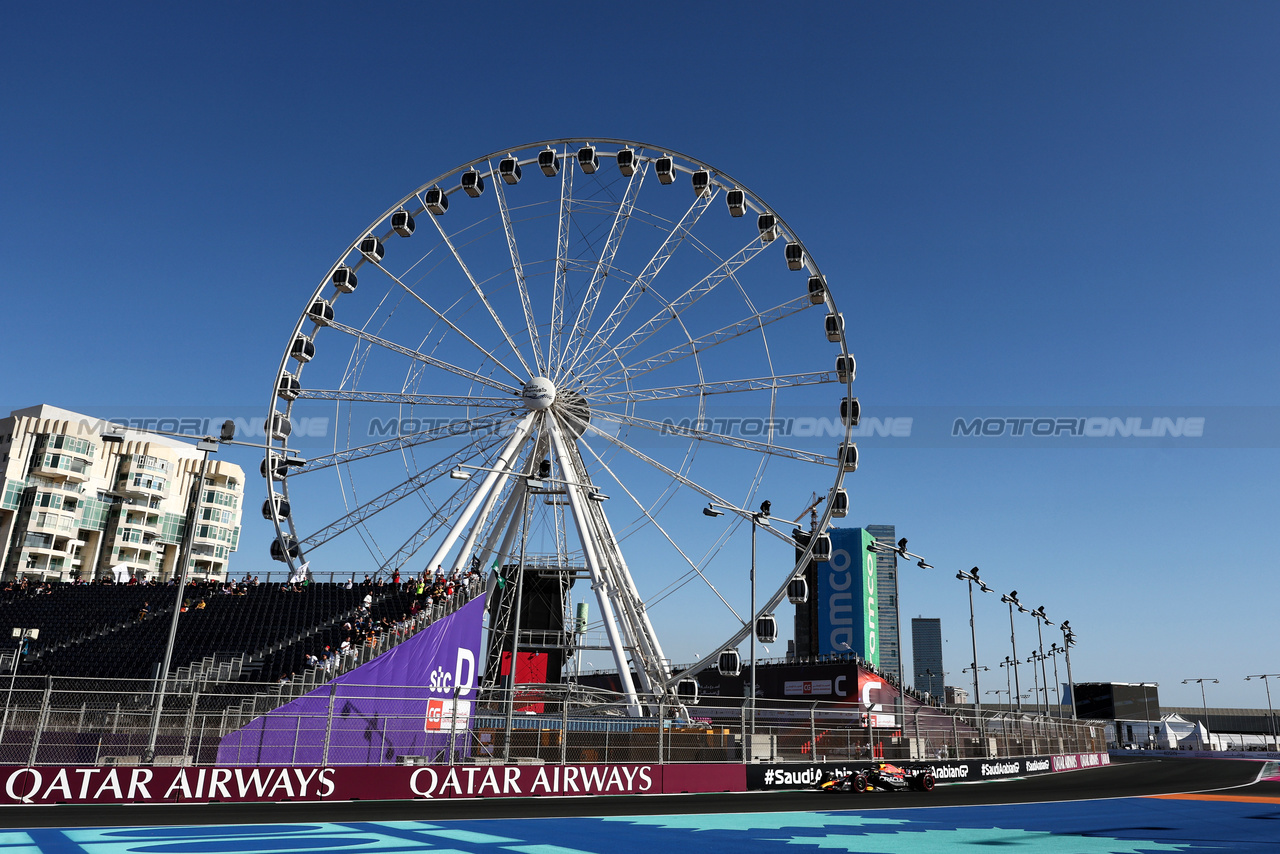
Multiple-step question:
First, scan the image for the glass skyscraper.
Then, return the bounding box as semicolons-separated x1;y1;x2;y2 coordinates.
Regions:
912;617;944;698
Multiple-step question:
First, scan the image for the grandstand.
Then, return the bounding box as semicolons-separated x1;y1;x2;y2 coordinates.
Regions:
0;580;454;683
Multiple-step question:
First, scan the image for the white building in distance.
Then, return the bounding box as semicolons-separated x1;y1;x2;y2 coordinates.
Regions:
0;405;245;582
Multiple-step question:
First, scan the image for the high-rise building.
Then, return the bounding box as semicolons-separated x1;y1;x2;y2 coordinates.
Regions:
0;405;245;582
912;617;944;698
865;524;902;681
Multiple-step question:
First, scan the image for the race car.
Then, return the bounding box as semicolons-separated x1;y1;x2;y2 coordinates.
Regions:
818;762;936;793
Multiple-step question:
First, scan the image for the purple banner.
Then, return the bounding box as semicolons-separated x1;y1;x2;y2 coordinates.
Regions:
217;596;485;765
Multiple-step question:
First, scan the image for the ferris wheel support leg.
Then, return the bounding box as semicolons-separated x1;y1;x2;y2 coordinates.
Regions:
421;413;536;577
549;419;672;712
592;496;673;690
451;431;542;574
474;432;553;576
473;462;533;577
578;478;668;714
546;416;643;717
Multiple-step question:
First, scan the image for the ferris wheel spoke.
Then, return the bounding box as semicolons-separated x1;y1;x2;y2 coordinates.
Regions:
299;434;500;550
555;162;648;379
587;294;815;393
580;235;770;387
576;435;744;624
295;389;517;408
374;480;479;577
589;370;835;405
547;146;574;373
365;258;527;384
293;412;513;472
564;190;718;379
581;422;801;548
593;410;833;466
328;320;519;394
421;203;536;379
488;158;545;376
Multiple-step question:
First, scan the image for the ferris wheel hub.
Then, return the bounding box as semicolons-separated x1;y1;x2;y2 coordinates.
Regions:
521;377;557;411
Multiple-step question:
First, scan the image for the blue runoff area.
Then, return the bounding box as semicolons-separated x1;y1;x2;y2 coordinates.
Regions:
2;800;1278;854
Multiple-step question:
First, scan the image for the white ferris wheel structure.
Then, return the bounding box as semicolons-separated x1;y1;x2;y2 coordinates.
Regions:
264;139;858;717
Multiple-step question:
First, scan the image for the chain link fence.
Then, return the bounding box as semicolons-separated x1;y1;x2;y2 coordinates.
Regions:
0;673;1105;766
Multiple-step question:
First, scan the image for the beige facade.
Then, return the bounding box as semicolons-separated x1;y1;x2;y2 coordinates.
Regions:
0;405;244;582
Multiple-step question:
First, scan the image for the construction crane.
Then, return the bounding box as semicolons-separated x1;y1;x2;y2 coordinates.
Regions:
790;492;826;531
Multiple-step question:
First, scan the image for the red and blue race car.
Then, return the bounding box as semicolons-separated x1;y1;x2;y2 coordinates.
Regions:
818;762;936;793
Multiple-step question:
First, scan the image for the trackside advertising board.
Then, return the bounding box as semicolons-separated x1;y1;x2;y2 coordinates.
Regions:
817;528;878;664
0;763;745;805
748;752;1110;789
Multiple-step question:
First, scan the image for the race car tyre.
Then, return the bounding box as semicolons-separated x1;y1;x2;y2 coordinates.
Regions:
917;772;935;792
853;772;869;792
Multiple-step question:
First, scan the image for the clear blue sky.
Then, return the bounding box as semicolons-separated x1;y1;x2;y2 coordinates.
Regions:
2;2;1277;709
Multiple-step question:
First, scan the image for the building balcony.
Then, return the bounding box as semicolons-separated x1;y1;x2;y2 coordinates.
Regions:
32;455;93;483
116;475;169;500
29;512;76;535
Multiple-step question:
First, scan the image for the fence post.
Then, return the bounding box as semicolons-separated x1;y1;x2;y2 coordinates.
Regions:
952;712;958;758
448;685;461;766
559;687;569;766
657;698;664;765
321;683;337;766
28;676;51;767
182;689;199;760
810;703;817;760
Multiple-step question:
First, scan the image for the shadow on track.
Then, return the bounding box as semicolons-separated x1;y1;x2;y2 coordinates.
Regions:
0;758;1265;828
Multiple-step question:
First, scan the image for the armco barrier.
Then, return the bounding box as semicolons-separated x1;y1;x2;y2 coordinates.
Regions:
0;763;745;805
747;752;1109;790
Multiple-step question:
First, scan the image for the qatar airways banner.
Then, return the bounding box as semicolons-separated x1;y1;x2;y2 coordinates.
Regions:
217;596;485;766
0;763;745;805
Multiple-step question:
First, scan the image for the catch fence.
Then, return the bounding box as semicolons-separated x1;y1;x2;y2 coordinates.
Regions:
0;677;1105;766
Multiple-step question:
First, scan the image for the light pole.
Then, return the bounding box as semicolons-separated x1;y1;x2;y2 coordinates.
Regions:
1060;620;1077;720
1030;606;1054;716
143;433;218;764
955;566;993;723
103;420;254;763
703;499;771;740
1026;652;1043;718
1000;591;1028;712
502;468;541;761
1048;643;1064;716
1244;674;1279;751
0;628;37;747
999;656;1015;712
1182;678;1218;750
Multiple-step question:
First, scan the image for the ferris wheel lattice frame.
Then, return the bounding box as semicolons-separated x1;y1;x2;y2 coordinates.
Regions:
263;139;857;717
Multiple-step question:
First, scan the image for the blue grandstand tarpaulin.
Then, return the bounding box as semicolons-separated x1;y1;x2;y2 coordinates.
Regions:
216;595;485;765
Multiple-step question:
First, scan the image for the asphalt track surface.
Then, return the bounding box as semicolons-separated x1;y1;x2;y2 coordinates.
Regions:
0;757;1268;828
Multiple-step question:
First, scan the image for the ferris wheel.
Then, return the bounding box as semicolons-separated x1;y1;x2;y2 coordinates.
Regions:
264;139;857;716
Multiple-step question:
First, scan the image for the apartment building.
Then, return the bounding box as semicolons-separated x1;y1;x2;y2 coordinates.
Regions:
0;405;244;582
